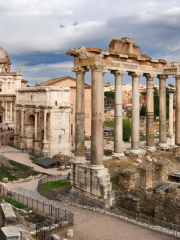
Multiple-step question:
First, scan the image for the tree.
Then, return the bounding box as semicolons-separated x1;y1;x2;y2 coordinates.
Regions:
123;119;131;141
104;91;115;99
140;105;146;116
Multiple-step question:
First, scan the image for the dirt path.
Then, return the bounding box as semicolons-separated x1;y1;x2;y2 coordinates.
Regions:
0;145;69;175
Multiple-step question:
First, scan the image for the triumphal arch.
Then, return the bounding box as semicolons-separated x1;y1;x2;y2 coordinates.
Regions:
14;86;71;157
67;37;180;209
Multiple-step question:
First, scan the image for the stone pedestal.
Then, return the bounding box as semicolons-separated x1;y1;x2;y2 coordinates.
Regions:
42;140;49;157
71;163;114;210
33;139;40;154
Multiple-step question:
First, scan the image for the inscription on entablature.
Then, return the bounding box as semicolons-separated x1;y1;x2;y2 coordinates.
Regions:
120;63;138;69
164;69;178;73
139;65;153;70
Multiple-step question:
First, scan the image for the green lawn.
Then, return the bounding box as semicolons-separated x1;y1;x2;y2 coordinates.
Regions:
3;196;26;209
0;171;17;181
41;180;71;189
104;120;114;127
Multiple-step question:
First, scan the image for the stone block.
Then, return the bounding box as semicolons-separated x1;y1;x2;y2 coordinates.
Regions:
2;177;8;183
51;234;60;240
67;229;73;238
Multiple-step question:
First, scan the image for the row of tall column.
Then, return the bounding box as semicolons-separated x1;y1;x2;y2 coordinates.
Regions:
74;67;180;166
74;65;105;169
2;101;13;123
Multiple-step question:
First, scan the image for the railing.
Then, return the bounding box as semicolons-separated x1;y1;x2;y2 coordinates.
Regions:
0;186;74;227
39;176;180;238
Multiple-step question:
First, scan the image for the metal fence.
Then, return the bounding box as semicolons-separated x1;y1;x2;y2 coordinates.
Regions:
116;207;180;237
0;187;74;227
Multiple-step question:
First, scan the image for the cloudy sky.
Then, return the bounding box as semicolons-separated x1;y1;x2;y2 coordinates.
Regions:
1;0;180;85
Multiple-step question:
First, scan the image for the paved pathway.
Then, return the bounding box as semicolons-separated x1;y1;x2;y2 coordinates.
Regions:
2;145;178;239
0;145;69;175
9;186;178;240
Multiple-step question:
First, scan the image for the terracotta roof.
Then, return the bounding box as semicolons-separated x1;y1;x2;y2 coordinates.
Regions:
38;76;91;88
21;79;28;82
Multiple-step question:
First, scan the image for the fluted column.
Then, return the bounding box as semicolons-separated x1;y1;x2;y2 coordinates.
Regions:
35;111;38;139
10;101;12;122
5;102;7;122
175;75;180;145
74;67;88;164
21;109;25;136
44;110;47;141
111;70;125;157
14;107;18;134
158;75;168;147
128;72;140;153
144;73;155;150
169;93;174;136
90;65;106;169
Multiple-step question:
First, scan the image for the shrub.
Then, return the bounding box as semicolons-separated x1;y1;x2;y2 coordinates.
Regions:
123;119;131;141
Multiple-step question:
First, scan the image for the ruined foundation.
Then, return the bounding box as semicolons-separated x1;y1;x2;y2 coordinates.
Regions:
71;163;114;210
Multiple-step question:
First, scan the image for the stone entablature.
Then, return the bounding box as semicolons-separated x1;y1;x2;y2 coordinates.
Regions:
14;86;71;157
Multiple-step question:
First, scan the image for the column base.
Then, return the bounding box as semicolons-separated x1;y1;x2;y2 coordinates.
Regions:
167;134;175;146
42;140;49;157
146;146;156;152
130;149;140;154
159;143;167;148
89;164;104;170
112;152;125;158
73;156;87;165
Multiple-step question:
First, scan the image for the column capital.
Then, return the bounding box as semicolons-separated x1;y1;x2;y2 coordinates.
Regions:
143;73;157;79
111;70;126;77
157;74;168;80
72;66;89;74
90;64;107;73
128;72;141;78
174;74;180;79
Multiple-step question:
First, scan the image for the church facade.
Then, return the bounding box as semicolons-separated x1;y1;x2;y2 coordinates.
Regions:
0;46;27;125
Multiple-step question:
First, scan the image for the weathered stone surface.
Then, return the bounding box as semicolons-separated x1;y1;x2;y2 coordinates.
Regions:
2;177;8;183
67;229;73;238
14;86;71;157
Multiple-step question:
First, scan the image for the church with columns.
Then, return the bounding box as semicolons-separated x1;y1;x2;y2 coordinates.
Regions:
0;45;27;125
66;37;180;209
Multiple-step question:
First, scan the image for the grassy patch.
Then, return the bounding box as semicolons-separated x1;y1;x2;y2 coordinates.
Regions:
8;145;20;150
41;180;71;189
3;196;26;209
9;161;27;172
0;171;17;181
104;120;114;127
28;152;39;160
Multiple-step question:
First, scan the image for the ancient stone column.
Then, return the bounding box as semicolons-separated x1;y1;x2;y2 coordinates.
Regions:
10;102;12;122
158;75;168;147
90;65;105;169
74;67;88;164
14;107;17;134
175;75;180;145
21;109;25;136
144;73;155;150
35;111;38;139
169;93;174;136
5;102;7;122
129;72;140;153
111;70;125;157
44;110;47;141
